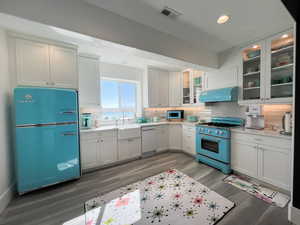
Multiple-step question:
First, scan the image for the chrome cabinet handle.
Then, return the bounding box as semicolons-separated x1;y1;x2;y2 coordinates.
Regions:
62;132;76;136
60;111;76;114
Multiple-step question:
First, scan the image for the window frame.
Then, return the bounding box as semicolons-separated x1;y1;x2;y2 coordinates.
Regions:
100;77;139;121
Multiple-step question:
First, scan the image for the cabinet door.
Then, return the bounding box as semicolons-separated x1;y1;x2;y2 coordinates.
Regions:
240;41;266;104
182;70;192;104
192;70;205;105
265;30;294;103
78;55;100;106
80;137;100;170
16;39;50;87
148;68;159;107
159;70;169;106
182;126;196;155
258;145;290;190
231;141;258;177
168;125;182;150
169;72;181;107
157;125;169;151
50;45;78;89
99;135;118;165
119;138;141;161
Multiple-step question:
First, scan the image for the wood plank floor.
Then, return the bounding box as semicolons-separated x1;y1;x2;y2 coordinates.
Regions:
0;152;291;225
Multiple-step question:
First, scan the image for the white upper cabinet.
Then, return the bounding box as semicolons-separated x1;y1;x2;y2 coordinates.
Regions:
205;67;238;91
169;72;181;107
16;39;51;87
49;45;78;89
12;34;78;89
147;67;169;107
182;69;205;105
240;41;266;104
265;30;294;104
239;29;294;105
78;55;101;106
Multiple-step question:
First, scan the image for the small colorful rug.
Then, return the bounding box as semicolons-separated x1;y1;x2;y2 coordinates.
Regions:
224;175;290;208
83;169;235;225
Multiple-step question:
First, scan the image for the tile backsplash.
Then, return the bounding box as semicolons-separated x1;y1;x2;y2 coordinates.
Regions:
262;104;293;130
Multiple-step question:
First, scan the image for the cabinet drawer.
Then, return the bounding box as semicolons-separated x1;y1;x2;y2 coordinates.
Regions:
80;132;98;140
99;130;117;138
231;132;291;150
183;125;195;133
118;128;141;139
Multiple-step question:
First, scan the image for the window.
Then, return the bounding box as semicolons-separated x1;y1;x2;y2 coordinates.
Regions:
101;78;137;120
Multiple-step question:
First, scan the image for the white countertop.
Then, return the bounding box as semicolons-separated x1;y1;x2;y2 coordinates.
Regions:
231;127;292;140
80;121;198;133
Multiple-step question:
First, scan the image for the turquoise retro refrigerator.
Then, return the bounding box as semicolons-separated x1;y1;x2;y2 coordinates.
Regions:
14;87;81;194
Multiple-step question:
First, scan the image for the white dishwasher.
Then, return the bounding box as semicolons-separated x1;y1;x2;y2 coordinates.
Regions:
142;126;158;155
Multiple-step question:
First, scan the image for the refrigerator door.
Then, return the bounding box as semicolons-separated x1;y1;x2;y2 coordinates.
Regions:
16;124;80;193
14;87;78;126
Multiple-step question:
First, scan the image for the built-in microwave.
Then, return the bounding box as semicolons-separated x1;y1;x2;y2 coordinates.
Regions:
167;110;184;120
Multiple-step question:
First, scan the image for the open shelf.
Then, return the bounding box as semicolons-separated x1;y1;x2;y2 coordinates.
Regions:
243;55;260;63
272;63;293;71
271;82;293;87
243;86;260;90
243;71;260;76
271;45;294;54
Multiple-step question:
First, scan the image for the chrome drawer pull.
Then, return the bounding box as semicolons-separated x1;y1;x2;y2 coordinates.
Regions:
62;132;76;136
60;111;76;115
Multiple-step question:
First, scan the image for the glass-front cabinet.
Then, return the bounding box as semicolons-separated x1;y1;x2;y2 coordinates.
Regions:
240;29;294;104
241;42;264;102
265;30;294;103
182;69;205;105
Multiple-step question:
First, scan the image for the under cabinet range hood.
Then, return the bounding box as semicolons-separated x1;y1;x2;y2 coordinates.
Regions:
199;87;238;103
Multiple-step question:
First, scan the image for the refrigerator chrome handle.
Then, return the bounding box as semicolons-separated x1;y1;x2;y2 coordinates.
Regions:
62;132;77;136
60;111;76;115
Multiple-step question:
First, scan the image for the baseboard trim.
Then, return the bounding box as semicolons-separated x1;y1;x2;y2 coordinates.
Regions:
0;183;15;214
289;205;300;224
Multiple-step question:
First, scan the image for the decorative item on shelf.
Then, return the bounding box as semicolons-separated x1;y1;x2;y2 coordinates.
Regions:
275;53;291;67
247;50;260;59
80;113;93;129
247;81;256;88
194;77;202;86
187;115;199;122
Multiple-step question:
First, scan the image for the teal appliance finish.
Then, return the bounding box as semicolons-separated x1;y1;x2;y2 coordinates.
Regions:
14;87;81;194
199;87;238;103
80;113;93;129
196;117;244;174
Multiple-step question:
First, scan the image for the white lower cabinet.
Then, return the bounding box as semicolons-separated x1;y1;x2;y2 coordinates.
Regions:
182;125;196;155
80;136;99;170
80;130;118;170
258;145;291;190
118;138;141;161
231;141;258;178
231;132;291;190
99;133;118;165
169;124;182;150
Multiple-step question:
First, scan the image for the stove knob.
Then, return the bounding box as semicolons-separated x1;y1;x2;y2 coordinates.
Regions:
208;130;212;134
219;131;223;135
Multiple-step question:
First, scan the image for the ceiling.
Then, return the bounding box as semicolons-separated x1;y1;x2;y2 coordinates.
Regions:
0;13;201;71
84;0;294;53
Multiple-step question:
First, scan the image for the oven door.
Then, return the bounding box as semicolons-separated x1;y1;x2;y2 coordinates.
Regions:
196;134;230;163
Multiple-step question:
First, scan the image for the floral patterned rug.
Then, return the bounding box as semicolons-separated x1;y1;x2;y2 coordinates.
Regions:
224;175;290;208
83;169;235;225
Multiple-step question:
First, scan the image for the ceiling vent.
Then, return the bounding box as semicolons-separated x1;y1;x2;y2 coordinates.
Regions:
161;6;182;18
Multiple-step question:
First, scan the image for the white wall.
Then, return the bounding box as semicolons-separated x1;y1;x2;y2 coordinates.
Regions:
0;0;218;69
0;28;14;213
100;62;143;82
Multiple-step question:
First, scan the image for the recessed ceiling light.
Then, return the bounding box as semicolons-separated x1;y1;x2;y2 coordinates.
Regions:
252;45;259;49
281;34;289;39
217;15;230;24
